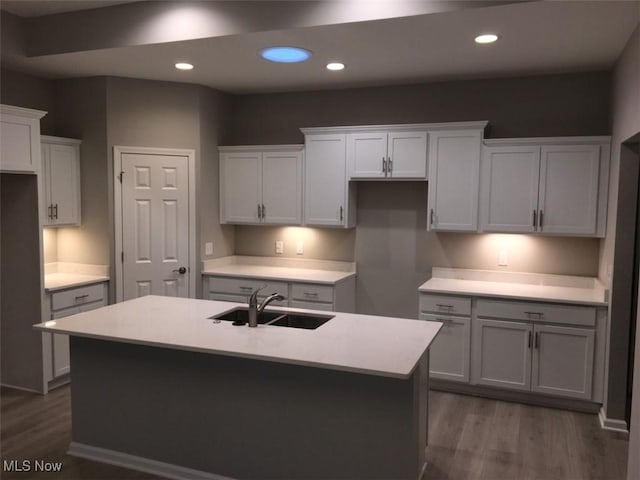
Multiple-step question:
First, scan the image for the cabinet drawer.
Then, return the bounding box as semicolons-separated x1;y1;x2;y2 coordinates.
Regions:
290;283;334;303
51;283;105;311
420;294;471;316
289;300;334;312
207;277;288;299
476;299;596;327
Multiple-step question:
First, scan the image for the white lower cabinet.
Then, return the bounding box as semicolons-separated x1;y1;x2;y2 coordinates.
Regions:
472;299;596;400
420;292;600;403
47;282;108;378
204;275;356;313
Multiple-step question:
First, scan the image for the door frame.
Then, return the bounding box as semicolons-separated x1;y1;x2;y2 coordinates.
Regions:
113;145;196;303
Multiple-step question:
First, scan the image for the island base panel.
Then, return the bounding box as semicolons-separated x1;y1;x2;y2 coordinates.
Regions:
69;337;428;479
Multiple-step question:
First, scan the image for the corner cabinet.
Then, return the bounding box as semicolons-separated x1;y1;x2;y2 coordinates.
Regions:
219;145;303;225
301;130;356;228
479;137;610;237
427;123;488;232
1;104;47;174
41;136;82;226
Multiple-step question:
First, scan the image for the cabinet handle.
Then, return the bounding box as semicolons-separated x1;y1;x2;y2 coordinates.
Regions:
430;208;435;226
54;203;58;219
436;304;454;310
48;204;53;220
539;210;544;229
528;331;532;348
388;156;392;175
524;311;543;317
74;294;89;300
340;206;344;222
532;210;537;229
382;157;387;174
304;292;319;297
257;204;262;219
435;317;452;324
534;332;540;349
262;204;266;219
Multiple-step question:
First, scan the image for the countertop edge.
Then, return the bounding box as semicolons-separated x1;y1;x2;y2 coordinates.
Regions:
201;270;356;285
44;276;110;292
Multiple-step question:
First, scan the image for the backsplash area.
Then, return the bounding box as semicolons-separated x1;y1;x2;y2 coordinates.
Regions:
235;182;600;318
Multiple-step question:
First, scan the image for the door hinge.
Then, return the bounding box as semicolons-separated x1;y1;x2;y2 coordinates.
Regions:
118;171;124;183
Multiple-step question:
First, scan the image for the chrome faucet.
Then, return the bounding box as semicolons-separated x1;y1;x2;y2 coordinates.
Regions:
248;285;285;327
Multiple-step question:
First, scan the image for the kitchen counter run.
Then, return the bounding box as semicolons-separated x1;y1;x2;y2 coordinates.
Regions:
34;295;440;379
201;263;355;284
44;272;109;292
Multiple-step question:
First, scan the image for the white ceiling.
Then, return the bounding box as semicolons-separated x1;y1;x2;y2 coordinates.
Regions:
1;1;639;94
0;0;141;17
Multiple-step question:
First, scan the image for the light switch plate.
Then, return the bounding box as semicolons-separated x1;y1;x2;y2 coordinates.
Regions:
498;250;509;266
275;240;284;255
205;242;213;255
296;241;304;255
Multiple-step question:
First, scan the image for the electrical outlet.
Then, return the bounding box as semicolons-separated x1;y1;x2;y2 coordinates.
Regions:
296;240;304;255
498;250;509;266
205;242;213;255
275;240;284;255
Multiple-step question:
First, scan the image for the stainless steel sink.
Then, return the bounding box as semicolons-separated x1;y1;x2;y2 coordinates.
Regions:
210;307;333;330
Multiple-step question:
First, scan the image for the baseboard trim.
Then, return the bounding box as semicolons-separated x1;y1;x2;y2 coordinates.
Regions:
68;442;234;480
0;382;44;394
598;408;629;433
429;380;601;413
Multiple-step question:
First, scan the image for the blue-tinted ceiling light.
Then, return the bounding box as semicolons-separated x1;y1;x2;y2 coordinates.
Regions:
260;46;312;63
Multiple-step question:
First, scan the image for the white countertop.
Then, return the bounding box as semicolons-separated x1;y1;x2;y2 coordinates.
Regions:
44;273;109;292
202;264;355;284
34;295;440;379
419;269;608;306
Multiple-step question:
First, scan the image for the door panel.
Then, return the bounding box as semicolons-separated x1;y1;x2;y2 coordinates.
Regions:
122;153;189;300
347;132;387;178
262;151;302;224
388;131;427;178
220;151;262;223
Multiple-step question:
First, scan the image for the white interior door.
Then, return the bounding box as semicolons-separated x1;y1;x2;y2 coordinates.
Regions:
121;152;190;300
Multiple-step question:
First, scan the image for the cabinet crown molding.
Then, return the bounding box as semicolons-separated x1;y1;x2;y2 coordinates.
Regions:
484;136;611;146
301;120;489;135
218;144;303;152
41;135;82;145
1;104;47;119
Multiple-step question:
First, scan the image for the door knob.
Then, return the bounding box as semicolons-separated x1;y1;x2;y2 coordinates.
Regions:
172;267;187;274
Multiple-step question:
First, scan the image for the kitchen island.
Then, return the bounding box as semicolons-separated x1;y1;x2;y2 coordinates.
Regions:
34;295;441;480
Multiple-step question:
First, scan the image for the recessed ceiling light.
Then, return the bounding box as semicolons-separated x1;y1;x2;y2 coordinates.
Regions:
474;34;499;44
326;62;345;71
260;47;311;63
175;62;194;70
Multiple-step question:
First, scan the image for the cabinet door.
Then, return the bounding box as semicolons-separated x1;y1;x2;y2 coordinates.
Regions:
472;318;532;391
531;324;594;400
422;313;470;383
262;150;302;225
388;131;427;178
538;145;600;235
347;132;387;178
220;151;262;224
428;130;482;231
304;134;348;226
47;143;81;225
0;111;41;173
51;307;81;377
480;145;540;233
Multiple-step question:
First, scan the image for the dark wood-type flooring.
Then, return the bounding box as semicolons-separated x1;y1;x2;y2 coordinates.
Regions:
0;385;629;479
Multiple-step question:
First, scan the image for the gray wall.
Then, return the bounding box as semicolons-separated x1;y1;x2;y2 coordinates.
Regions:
601;19;640;439
232;72;609;318
0;68;56;135
1;174;44;392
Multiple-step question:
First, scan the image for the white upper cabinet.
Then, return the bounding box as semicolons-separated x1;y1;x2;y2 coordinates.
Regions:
1;104;47;174
480;137;610;237
302;131;354;228
427;127;485;231
480;145;540;233
42;136;82;226
347;128;427;179
219;145;303;225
